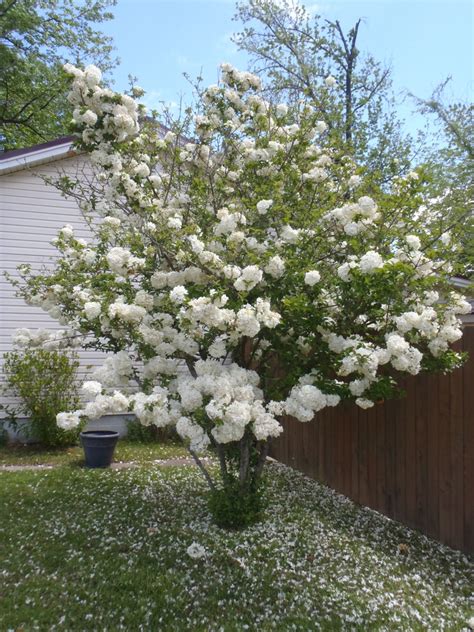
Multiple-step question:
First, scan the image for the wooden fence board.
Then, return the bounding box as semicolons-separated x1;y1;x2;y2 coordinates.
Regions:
375;400;387;514
415;374;429;534
426;374;440;540
463;326;474;551
450;340;465;550
404;375;417;530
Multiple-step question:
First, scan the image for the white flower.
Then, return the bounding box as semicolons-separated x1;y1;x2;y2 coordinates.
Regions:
169;285;188;304
358;196;377;216
280;225;300;243
355;398;374;409
343;222;361;236
337;262;352;281
108;300;146;324
186;542;207;559
234;266;263;292
256;199;273;215
264;255;285;279
324;75;337;88
56;411;82;430
106;247;144;276
236;306;261;337
359;251;384;274
134;290;154;311
303;167;328;182
82;109;98;126
102;216;121;228
167;216;182;230
405;235;421;251
84;301;101;320
348;175;361;188
81;381;102;399
84;64;102;87
304;270;321;286
208;337;228;358
59;224;74;239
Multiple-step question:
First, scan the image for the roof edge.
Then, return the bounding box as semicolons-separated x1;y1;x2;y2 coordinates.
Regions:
0;136;78;175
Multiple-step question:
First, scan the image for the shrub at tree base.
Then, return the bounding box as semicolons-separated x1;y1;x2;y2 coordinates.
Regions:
11;62;470;527
208;479;264;530
126;417;176;443
1;347;81;448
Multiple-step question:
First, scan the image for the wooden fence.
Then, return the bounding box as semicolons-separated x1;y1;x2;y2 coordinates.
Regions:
270;324;474;554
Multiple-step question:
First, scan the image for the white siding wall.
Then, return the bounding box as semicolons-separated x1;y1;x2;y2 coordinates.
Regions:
0;154;112;415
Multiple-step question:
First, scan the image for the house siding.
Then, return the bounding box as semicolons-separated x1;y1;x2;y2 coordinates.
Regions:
0;154;112;414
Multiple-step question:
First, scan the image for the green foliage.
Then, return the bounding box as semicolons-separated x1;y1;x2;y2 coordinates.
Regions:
2;348;81;447
412;83;474;276
0;0;117;149
208;478;265;529
126;417;177;444
0;423;8;446
421;350;468;373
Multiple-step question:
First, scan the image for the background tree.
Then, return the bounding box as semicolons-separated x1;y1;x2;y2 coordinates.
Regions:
411;82;474;277
0;0;117;149
233;0;412;183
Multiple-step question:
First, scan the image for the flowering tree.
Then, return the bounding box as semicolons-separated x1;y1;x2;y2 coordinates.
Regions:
14;63;470;527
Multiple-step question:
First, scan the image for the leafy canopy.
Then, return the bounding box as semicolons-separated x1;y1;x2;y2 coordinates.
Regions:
0;0;117;149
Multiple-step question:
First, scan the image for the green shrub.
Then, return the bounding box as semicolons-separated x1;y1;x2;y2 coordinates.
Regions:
1;348;81;447
208;479;265;530
126;418;177;443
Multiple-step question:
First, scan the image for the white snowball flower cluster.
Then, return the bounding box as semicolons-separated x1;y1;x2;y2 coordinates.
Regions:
81;381;103;399
65;63;139;143
108;299;147;324
12;328;80;350
304;270;321;286
84;301;101;320
91;352;134;387
106;247;145;276
264;255;285;279
234;265;263;292
358;251;384;274
284;380;340;422
385;334;422;375
131;388;176;428
324;75;337;88
174;360;282;448
57;411;82;430
325;196;379;236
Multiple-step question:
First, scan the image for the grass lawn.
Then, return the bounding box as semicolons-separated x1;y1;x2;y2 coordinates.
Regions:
0;438;188;466
0;445;472;631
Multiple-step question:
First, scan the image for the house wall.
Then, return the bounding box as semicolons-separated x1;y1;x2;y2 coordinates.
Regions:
0;154;126;430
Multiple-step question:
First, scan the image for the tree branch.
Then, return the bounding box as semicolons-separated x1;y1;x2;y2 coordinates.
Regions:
188;448;216;491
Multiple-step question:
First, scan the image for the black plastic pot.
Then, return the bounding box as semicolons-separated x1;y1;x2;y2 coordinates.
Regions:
80;430;119;468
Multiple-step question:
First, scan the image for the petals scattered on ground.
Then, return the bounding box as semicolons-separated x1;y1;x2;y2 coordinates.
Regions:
0;461;472;630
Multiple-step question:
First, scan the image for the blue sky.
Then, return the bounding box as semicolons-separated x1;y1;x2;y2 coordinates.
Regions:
103;0;473;135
